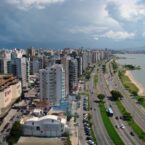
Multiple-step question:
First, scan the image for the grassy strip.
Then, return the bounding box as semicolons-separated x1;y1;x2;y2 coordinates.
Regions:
118;70;139;96
79;91;89;97
118;71;145;108
99;103;124;145
116;100;145;141
88;113;98;145
111;60;118;73
136;96;145;108
94;74;98;87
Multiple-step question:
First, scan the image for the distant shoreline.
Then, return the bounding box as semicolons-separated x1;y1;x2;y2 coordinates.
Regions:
125;70;145;96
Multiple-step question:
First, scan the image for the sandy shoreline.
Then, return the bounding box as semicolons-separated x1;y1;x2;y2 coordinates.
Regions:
125;70;145;96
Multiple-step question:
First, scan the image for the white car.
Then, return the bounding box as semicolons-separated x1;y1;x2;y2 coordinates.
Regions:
120;123;125;129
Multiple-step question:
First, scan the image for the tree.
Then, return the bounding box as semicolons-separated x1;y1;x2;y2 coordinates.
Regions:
132;91;137;96
111;90;123;101
7;121;22;145
76;94;80;101
123;112;132;121
66;112;72;122
138;97;145;104
98;94;105;102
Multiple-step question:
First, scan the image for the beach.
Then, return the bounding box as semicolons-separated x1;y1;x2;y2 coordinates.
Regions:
125;70;145;96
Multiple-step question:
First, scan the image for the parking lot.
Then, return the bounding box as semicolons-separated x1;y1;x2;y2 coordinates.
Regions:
76;96;97;145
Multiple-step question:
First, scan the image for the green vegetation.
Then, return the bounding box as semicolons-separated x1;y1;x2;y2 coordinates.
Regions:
116;100;145;142
66;111;72;121
94;74;98;87
102;64;106;73
136;96;145;108
7;121;22;145
111;60;118;73
118;71;139;96
79;91;89;97
99;102;124;145
87;113;98;145
137;97;145;105
83;65;95;80
97;94;105;102
111;90;123;101
118;70;145;108
124;64;141;70
75;94;81;101
63;133;72;145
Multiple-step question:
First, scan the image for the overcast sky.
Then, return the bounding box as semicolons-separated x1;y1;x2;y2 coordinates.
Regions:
1;0;145;49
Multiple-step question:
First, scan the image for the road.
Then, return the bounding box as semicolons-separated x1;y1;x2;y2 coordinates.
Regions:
97;65;143;145
78;96;88;145
107;61;145;133
89;68;114;145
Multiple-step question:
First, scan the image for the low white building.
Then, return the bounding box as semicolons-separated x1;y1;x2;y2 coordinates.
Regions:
21;115;68;137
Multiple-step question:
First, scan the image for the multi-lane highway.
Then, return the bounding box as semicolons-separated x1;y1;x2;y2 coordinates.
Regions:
98;66;143;145
89;68;114;145
106;61;145;133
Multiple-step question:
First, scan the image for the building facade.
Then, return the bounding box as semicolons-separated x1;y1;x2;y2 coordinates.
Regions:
21;115;67;137
39;64;65;106
0;75;22;116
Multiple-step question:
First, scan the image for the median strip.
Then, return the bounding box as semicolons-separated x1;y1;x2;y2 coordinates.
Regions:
116;100;145;142
99;102;125;145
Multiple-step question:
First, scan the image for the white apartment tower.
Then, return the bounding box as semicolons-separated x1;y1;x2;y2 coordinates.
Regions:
10;57;30;87
39;64;65;106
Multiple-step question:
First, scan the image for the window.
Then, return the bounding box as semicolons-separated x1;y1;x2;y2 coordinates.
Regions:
36;126;40;131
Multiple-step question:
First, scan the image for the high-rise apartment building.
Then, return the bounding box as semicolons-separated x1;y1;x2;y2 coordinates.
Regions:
0;59;9;74
69;59;78;93
8;57;30;87
76;56;83;78
61;56;69;97
39;64;65;106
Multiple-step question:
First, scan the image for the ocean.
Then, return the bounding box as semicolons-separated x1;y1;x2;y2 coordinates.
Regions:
116;54;145;89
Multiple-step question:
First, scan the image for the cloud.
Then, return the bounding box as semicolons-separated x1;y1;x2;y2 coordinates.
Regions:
106;0;145;21
69;26;108;34
94;30;135;41
143;32;145;37
6;0;65;10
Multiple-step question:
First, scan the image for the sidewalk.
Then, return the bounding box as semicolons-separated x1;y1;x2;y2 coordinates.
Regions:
69;117;80;145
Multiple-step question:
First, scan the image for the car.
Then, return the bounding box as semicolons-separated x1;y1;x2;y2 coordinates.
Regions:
120;116;123;119
88;142;95;145
84;127;91;130
83;120;88;123
120;124;125;129
84;124;89;127
115;116;119;120
130;132;135;136
86;136;93;140
88;140;95;144
115;125;119;128
83;116;88;120
85;128;90;132
85;131;90;136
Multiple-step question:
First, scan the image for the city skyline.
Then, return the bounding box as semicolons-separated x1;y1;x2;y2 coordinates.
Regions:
1;0;145;49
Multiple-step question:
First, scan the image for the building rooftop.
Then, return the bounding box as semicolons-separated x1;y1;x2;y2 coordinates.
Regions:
0;75;19;91
21;115;67;125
